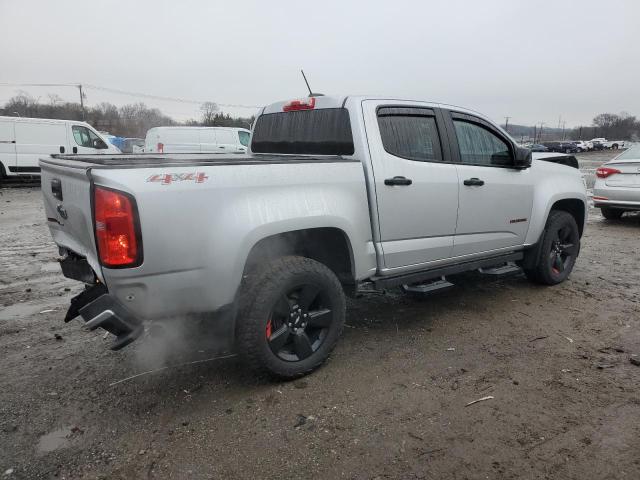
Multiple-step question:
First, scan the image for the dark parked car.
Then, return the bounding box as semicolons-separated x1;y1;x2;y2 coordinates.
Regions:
542;141;578;154
121;138;145;154
528;143;549;152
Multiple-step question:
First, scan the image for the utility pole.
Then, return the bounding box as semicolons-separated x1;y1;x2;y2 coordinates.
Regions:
539;122;545;142
533;125;537;143
78;84;85;120
504;116;511;133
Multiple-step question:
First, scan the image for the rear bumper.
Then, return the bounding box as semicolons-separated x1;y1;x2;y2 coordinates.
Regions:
594;199;640;211
593;185;640;209
66;283;144;350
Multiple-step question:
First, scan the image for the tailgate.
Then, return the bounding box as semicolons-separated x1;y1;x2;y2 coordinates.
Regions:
40;160;103;281
605;162;640;188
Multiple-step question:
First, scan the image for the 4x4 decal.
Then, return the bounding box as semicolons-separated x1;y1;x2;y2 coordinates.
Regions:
146;172;209;185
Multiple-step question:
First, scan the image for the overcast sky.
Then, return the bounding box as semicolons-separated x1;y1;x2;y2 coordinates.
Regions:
1;0;637;126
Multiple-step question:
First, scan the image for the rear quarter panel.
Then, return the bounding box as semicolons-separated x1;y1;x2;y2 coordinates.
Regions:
93;160;376;319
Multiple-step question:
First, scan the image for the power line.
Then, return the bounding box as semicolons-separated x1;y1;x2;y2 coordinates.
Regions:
0;82;261;109
0;82;80;88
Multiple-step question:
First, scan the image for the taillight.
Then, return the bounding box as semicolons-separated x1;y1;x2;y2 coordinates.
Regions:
94;186;142;268
157;142;164;153
283;97;316;112
596;167;621;178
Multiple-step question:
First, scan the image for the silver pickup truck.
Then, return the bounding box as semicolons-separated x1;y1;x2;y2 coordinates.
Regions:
40;95;587;378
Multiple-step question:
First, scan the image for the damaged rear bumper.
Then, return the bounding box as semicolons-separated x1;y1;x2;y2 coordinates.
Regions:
66;283;143;350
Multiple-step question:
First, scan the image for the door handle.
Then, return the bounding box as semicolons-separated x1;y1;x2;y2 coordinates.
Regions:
463;177;485;186
384;176;412;186
218;146;225;149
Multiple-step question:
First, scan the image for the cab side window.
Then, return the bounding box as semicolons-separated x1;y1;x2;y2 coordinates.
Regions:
72;126;91;147
453;120;512;166
238;131;250;147
378;108;443;162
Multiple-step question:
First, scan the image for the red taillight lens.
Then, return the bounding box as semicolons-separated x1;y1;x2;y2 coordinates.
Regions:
283;97;316;112
94;186;141;268
596;167;621;178
157;142;164;153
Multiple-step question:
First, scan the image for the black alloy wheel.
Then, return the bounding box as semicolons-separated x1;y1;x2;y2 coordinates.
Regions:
549;224;579;278
522;210;580;285
237;256;346;379
266;283;334;362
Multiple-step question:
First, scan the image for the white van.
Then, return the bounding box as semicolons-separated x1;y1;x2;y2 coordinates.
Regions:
144;127;251;154
0;116;120;178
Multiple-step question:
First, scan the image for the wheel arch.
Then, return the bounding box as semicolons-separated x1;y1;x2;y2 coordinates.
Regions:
243;227;356;285
550;198;585;237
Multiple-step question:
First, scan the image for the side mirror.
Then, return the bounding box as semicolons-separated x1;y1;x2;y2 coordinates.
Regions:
514;146;532;169
93;139;108;149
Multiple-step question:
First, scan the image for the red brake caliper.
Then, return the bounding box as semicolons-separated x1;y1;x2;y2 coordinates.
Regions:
266;318;272;339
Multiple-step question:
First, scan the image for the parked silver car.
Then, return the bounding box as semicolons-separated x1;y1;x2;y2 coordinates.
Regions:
593;145;640;219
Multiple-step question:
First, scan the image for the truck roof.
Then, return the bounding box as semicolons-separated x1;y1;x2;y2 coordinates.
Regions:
261;95;491;121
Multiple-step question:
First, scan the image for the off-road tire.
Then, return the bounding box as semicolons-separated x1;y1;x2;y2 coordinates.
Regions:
236;256;345;379
600;207;624;220
523;210;580;285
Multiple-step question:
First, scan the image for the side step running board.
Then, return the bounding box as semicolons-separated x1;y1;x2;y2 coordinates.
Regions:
402;276;454;294
478;262;522;275
373;252;523;290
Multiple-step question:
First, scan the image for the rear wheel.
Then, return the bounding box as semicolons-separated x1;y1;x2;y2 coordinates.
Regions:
523;210;580;285
236;256;345;379
601;207;624;220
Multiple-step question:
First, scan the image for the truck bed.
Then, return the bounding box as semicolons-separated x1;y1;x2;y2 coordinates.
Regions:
47;153;357;169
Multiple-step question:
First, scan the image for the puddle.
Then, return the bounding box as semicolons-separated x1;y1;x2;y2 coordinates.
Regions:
37;426;72;454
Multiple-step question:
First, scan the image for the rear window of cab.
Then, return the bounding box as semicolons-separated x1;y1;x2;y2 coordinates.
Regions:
251;108;354;156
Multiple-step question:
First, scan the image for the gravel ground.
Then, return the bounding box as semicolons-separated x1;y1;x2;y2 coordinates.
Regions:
1;150;640;480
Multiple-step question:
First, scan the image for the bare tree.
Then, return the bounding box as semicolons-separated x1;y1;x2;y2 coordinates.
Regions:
200;102;219;125
47;94;64;106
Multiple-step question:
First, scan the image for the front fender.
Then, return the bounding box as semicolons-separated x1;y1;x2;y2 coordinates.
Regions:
524;163;587;246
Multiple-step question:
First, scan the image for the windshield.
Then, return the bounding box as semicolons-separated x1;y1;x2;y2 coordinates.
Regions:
251;108;355;155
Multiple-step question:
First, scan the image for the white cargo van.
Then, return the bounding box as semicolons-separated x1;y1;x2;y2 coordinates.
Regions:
0;116;120;179
144;127;251;154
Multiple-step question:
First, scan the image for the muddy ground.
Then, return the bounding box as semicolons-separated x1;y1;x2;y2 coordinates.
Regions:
1;150;639;480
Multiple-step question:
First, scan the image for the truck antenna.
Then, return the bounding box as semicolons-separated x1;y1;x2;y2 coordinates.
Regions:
300;69;323;97
301;69;313;96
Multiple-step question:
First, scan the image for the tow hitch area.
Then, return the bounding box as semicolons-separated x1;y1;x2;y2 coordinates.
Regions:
65;283;143;350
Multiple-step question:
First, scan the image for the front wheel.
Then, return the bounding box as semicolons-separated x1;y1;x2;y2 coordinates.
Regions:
236;256;346;379
523;210;580;285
